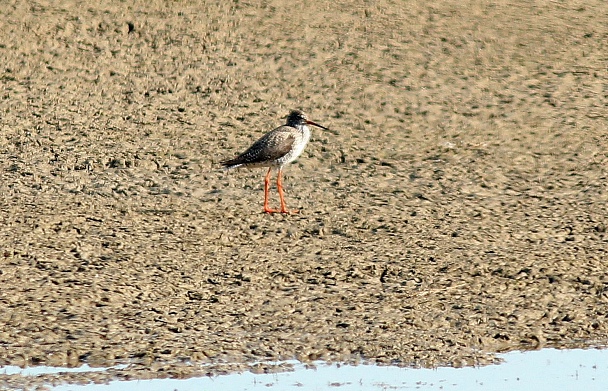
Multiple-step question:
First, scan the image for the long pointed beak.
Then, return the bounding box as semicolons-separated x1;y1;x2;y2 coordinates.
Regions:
306;120;330;131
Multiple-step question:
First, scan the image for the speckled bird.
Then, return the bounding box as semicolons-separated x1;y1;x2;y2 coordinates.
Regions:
221;110;329;214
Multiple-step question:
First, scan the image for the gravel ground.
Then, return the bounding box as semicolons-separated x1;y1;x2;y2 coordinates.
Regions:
1;0;607;388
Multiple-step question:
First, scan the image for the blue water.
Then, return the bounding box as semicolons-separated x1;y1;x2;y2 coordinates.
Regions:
2;348;607;391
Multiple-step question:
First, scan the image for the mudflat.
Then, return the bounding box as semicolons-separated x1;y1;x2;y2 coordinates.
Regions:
1;0;607;387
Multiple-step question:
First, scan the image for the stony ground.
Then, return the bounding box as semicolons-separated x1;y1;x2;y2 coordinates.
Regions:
1;0;607;388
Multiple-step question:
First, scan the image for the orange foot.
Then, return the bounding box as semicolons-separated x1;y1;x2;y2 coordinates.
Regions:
263;207;299;215
280;208;299;214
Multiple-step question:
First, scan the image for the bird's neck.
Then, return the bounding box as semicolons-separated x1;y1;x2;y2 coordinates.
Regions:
295;123;310;133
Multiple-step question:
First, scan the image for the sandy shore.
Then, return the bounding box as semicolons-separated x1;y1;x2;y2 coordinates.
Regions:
1;0;607;388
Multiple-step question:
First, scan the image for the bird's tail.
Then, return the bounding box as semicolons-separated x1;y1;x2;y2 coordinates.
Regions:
221;163;242;171
220;156;246;170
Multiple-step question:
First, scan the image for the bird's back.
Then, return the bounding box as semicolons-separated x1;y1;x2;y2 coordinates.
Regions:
221;125;300;169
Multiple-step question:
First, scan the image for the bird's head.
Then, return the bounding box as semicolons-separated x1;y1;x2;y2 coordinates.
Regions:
287;110;329;130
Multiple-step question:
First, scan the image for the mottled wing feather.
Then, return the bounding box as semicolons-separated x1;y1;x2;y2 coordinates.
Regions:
221;126;296;167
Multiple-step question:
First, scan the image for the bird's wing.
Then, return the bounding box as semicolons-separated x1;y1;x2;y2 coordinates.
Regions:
221;126;296;167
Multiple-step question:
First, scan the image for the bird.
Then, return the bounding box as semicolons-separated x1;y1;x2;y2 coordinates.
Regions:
221;110;329;214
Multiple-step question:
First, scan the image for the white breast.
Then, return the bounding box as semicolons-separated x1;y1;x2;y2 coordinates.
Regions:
278;124;311;167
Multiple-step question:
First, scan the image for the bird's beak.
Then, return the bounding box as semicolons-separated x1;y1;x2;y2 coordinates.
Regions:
306;120;330;131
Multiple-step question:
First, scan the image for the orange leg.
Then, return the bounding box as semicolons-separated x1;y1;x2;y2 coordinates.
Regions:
277;168;298;214
263;167;279;213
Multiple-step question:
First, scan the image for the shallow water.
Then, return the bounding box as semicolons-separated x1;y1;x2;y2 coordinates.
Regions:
0;364;128;377
2;348;607;391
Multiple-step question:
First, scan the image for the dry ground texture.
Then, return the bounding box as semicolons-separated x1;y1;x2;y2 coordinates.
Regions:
1;0;608;387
